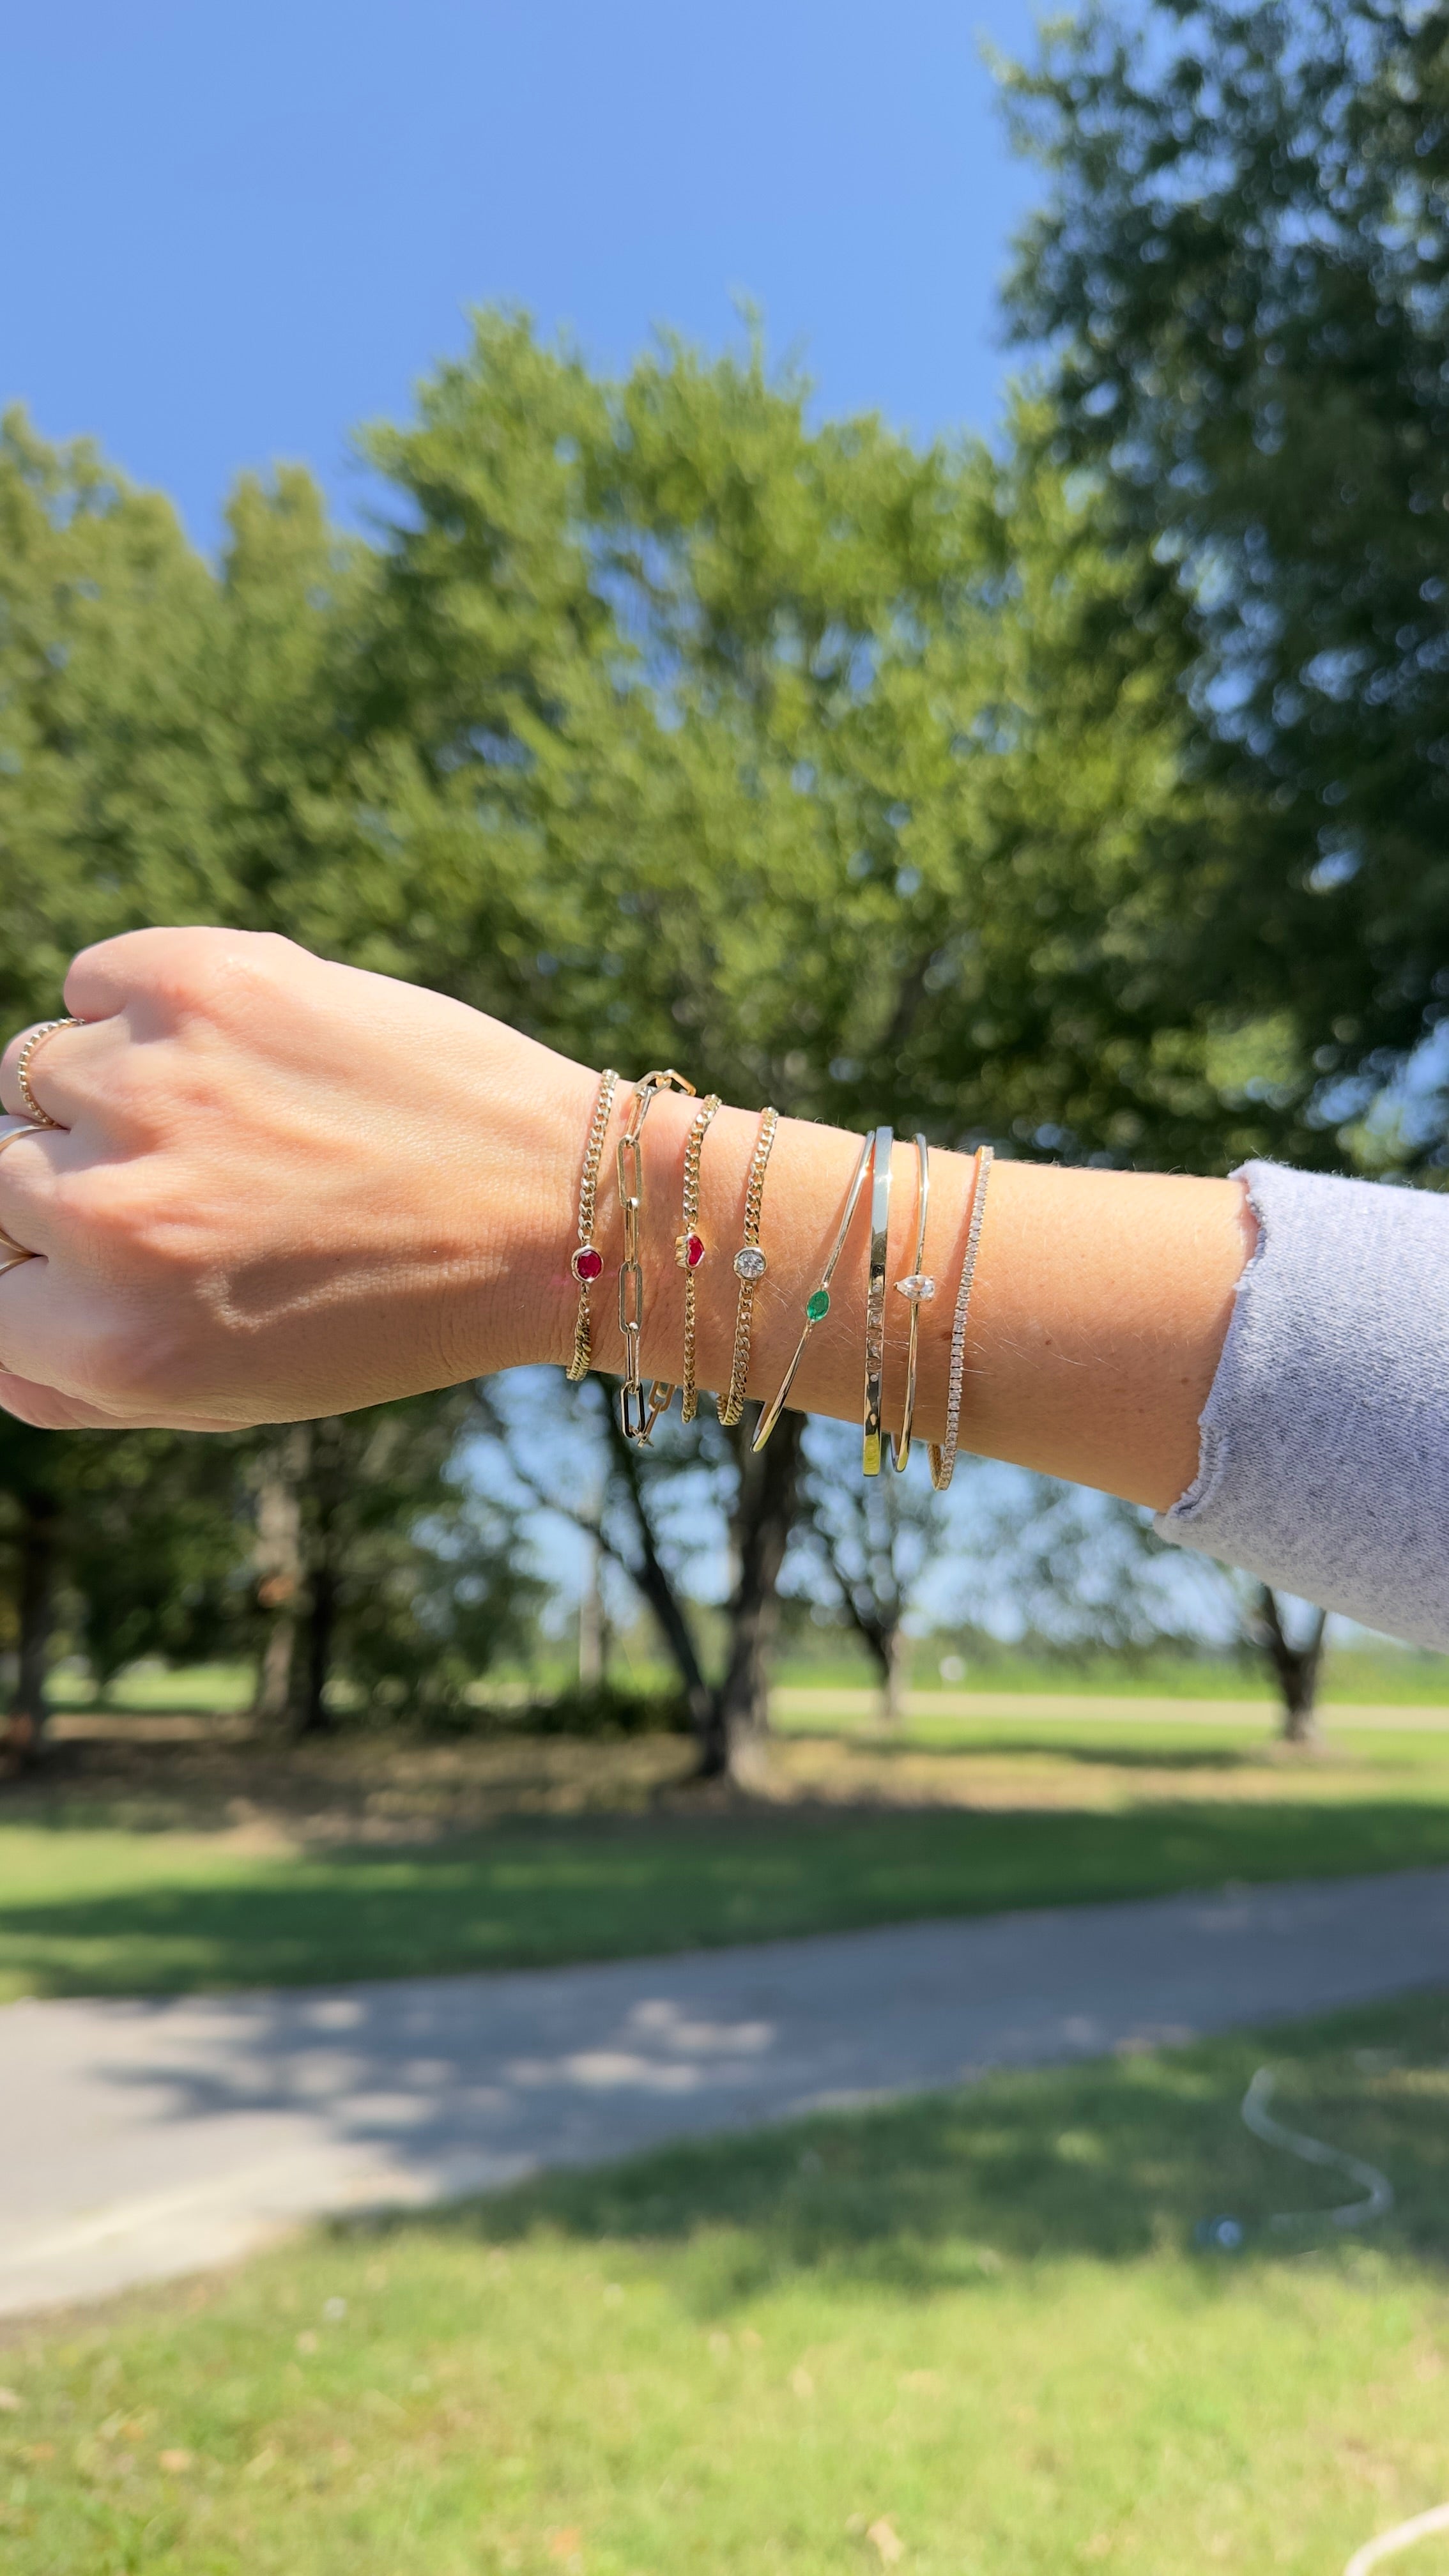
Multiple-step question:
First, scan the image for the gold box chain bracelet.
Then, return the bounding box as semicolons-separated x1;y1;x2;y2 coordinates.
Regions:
718;1104;778;1429
566;1069;619;1383
617;1068;696;1445
677;1092;721;1423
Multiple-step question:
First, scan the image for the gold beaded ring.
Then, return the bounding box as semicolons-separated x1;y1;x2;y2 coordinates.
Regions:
718;1105;778;1429
677;1092;721;1423
15;1018;84;1128
891;1134;934;1472
753;1131;873;1453
566;1070;619;1383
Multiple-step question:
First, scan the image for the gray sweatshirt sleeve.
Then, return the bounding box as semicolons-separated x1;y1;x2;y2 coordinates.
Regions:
1155;1161;1449;1648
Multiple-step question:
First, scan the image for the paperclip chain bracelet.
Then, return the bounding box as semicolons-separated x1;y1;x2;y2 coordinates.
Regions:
753;1132;873;1452
891;1134;933;1472
677;1092;721;1423
567;1070;618;1382
928;1145;993;1492
718;1105;778;1428
861;1124;894;1476
617;1068;696;1445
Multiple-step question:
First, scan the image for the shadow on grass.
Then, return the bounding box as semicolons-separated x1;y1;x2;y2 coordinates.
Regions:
860;1733;1264;1773
6;1799;1449;1998
378;1989;1449;2297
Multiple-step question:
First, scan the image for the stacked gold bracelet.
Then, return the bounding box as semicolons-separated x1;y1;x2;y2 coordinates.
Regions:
861;1124;894;1475
928;1146;993;1492
567;1069;618;1383
891;1134;934;1472
677;1092;721;1423
617;1068;696;1445
754;1131;873;1452
718;1105;778;1429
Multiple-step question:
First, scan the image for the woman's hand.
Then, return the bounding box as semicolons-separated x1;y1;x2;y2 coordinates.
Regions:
0;927;592;1430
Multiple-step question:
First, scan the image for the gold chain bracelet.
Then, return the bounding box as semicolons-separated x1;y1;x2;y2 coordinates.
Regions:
677;1092;721;1423
718;1105;778;1428
617;1068;696;1444
566;1069;618;1383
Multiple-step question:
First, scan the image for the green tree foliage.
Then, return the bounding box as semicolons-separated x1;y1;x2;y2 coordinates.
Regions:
1004;0;1449;1157
360;316;1276;1169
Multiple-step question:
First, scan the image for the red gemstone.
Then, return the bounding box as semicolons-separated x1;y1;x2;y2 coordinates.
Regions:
685;1232;705;1269
573;1246;603;1282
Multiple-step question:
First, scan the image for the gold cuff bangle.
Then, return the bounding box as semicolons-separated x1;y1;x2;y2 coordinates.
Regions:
718;1105;778;1429
617;1068;696;1445
891;1134;933;1472
861;1124;894;1476
566;1070;618;1383
753;1131;873;1452
928;1145;993;1492
677;1092;721;1424
15;1017;83;1128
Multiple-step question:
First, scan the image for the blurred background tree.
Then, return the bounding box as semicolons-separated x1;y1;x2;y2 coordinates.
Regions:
1004;0;1449;1166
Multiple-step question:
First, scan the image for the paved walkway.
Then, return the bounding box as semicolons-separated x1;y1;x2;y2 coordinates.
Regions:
4;1867;1449;2319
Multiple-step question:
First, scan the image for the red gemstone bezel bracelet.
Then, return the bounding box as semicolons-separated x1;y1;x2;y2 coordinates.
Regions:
566;1069;618;1383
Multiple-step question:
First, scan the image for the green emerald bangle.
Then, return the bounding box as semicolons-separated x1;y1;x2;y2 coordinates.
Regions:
753;1133;874;1452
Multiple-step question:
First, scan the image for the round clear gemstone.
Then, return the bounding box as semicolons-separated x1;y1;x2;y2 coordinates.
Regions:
894;1273;935;1302
733;1245;768;1282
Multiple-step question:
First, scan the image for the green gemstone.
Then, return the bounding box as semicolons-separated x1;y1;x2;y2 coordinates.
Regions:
806;1288;831;1322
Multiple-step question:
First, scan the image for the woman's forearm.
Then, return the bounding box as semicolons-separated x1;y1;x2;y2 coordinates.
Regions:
556;1091;1252;1511
0;930;1246;1522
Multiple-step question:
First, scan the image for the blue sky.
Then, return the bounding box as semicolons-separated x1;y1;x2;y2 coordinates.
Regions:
6;0;1044;553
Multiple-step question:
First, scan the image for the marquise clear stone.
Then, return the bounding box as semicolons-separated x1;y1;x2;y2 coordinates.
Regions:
894;1273;935;1302
733;1246;768;1282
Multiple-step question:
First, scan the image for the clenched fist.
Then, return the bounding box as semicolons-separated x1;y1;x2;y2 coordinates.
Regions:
0;928;594;1430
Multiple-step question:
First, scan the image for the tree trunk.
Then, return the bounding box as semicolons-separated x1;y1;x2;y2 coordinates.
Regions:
6;1482;58;1764
297;1557;339;1735
292;1421;341;1737
700;1410;805;1783
595;1385;715;1752
879;1623;908;1728
1254;1585;1328;1744
251;1427;307;1730
578;1542;606;1688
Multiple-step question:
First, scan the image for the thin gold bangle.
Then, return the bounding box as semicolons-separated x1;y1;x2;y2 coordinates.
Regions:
861;1124;894;1476
928;1146;993;1492
891;1134;933;1472
617;1068;696;1445
718;1105;778;1429
677;1093;721;1424
753;1132;873;1452
566;1070;618;1383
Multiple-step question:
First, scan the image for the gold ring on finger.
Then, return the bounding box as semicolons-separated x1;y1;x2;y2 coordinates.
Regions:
0;1116;48;1270
14;1017;84;1127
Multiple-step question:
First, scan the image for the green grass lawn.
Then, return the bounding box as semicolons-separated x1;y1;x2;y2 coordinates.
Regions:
7;1989;1449;2573
11;1726;1449;2000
